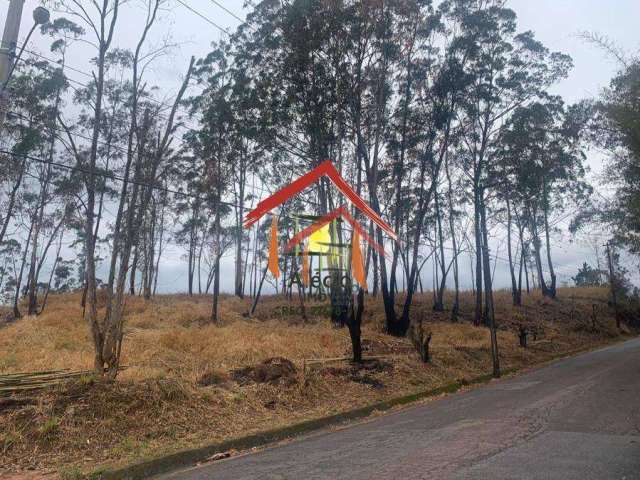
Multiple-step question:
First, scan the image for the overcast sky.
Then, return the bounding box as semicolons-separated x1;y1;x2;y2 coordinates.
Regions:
2;0;639;294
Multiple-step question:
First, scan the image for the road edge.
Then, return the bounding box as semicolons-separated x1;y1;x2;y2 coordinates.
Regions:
94;336;636;480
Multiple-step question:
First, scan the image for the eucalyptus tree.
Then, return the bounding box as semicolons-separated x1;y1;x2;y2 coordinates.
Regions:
594;59;640;254
99;10;193;376
189;45;236;322
209;41;264;299
0;56;65;248
444;149;463;319
452;0;571;333
54;0;122;375
52;0;195;377
500;100;590;299
227;0;358;324
380;0;475;336
0;52;73;317
22;18;84;315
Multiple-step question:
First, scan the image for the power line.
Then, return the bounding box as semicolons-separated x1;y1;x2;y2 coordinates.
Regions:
208;0;245;24
0;147;259;213
8;109;131;158
16;48;178;113
174;0;231;36
3;110;277;202
22;47;92;79
5;55;298;202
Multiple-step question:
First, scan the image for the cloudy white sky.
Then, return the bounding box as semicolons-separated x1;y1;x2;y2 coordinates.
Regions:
2;0;639;293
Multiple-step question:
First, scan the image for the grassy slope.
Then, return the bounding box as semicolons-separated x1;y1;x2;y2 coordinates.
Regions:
0;286;634;474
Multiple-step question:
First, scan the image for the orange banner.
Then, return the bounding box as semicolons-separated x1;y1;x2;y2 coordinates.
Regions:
268;216;280;278
351;230;367;290
301;242;310;286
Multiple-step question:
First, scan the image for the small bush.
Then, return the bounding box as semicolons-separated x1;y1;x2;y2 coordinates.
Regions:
1;432;17;453
59;467;86;480
39;417;60;439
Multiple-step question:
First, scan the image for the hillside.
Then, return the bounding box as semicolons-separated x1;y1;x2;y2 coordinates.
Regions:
0;287;635;476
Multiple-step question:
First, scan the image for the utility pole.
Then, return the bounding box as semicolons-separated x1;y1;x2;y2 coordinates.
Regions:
605;241;621;329
0;0;26;127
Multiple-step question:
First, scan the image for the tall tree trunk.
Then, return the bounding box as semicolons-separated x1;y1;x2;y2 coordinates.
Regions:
434;191;447;311
480;192;500;378
473;188;483;326
12;221;34;319
129;246;139;295
506;197;521;306
542;180;557;298
211;153;222;323
347;288;365;363
234;165;245;298
445;155;459;320
531;218;549;295
0;157;26;247
39;231;64;315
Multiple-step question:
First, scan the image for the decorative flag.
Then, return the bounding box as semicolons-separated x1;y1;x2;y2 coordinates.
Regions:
268;215;280;278
351;230;367;289
302;242;310;286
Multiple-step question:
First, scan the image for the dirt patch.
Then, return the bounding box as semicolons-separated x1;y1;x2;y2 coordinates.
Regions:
196;369;230;387
360;338;414;356
231;357;297;386
323;359;393;389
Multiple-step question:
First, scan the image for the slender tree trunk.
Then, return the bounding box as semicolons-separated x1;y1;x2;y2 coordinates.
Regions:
506;198;521;306
197;232;205;295
234;168;245;298
542;180;556;298
0;158;26;247
434;191;447;311
473;188;483;326
211;149;223;323
39;230;63;315
187;202;199;296
480;192;500;378
445;155;460;321
347;288;364;363
13;221;34;319
129;246;138;295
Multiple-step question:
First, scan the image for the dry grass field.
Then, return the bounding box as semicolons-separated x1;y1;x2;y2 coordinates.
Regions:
0;286;635;477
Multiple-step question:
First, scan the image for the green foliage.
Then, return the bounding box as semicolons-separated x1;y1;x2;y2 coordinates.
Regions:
38;417;60;439
572;262;605;287
1;432;17;454
59;467;87;480
599;60;640;254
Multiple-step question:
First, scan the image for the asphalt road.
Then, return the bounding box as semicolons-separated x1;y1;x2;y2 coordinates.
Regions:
161;338;640;480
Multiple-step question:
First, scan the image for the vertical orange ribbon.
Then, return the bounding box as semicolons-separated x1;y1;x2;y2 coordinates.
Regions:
301;242;310;286
351;230;367;289
268;215;280;278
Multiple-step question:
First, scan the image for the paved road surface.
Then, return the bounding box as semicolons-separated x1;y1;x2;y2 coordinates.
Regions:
162;338;640;480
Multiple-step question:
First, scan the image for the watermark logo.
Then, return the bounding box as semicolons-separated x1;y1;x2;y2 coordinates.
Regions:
244;160;396;302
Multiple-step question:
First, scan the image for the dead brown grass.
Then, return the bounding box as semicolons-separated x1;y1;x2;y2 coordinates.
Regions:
0;286;634;476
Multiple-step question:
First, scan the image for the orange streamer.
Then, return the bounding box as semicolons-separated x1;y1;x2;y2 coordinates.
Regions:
268;215;280;278
301;242;310;286
351;230;367;289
